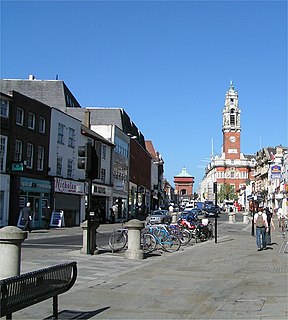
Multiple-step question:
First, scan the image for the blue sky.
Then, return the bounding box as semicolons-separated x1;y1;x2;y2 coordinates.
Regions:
1;0;287;190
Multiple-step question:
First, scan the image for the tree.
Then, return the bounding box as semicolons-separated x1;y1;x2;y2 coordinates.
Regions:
218;183;236;202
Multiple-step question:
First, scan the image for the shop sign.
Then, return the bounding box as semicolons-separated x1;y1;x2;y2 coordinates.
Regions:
271;165;282;179
54;178;84;194
114;180;124;191
20;177;51;192
11;162;24;171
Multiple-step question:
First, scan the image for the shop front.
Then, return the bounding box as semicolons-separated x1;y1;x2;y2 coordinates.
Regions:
16;177;52;229
0;174;10;227
54;177;85;227
91;184;113;223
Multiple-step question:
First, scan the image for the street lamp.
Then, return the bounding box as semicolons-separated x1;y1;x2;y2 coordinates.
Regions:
251;195;257;236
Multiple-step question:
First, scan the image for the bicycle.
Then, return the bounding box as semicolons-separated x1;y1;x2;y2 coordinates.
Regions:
167;224;191;246
146;224;181;252
108;227;128;252
108;227;157;254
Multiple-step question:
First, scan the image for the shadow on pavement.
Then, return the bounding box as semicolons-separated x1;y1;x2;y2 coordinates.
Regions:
44;307;110;319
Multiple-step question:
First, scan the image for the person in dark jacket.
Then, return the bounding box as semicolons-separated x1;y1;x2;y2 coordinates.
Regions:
265;207;275;245
43;205;52;230
21;202;32;233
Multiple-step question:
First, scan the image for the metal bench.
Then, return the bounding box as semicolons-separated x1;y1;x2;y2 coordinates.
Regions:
0;261;77;319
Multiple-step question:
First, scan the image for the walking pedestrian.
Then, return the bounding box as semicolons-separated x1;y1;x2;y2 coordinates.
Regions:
254;206;269;251
21;202;32;233
264;207;275;245
110;207;115;223
277;207;288;238
43;205;52;230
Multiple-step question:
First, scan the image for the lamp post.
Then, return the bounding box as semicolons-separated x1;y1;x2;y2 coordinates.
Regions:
213;182;218;244
251;195;257;236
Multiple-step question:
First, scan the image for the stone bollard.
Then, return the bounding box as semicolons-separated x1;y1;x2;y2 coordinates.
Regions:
228;212;234;223
0;226;27;279
124;219;144;260
242;212;249;224
80;220;100;255
171;212;178;224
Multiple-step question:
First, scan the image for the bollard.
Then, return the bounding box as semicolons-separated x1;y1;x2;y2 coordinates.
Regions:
124;219;144;260
80;220;99;255
242;212;249;224
228;212;234;223
0;226;27;279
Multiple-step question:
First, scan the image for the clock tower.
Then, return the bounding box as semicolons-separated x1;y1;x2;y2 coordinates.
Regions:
222;81;241;160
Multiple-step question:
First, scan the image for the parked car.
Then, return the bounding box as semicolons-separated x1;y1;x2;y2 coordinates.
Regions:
146;210;172;225
204;205;221;217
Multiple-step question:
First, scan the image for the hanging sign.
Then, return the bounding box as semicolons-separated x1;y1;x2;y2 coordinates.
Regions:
271;165;282;179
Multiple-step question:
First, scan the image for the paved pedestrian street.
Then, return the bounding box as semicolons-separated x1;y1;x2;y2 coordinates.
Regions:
7;217;288;320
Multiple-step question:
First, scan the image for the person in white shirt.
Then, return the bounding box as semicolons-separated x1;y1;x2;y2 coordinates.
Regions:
254;207;269;251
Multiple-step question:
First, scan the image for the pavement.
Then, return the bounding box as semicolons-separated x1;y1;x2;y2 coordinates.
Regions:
3;213;288;320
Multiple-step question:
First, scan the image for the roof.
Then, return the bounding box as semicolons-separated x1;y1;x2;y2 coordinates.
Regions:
0;78;81;111
175;167;192;177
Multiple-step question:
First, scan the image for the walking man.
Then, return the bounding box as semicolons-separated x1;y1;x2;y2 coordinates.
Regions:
21;202;32;233
43;205;52;230
254;206;269;251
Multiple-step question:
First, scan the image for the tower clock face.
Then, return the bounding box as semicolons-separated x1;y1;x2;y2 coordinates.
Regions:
229;136;236;143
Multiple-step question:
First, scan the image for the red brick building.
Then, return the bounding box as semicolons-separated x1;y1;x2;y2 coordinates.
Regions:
174;167;194;205
200;82;256;204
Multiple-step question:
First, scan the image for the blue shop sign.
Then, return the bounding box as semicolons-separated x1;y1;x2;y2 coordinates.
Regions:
20;177;51;192
271;165;282;179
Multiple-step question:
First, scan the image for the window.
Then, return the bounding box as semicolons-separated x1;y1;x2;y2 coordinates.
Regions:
56;157;63;176
68;128;75;148
14;140;23;162
115;136;128;158
0;99;9;118
67;159;73;178
28;112;35;129
26;143;34;169
16;108;24;125
0;136;7;172
57;123;65;144
39;117;46;133
102;145;106;160
37;146;44;171
100;168;106;183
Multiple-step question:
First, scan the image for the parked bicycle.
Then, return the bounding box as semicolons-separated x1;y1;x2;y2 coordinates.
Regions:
108;227;156;254
146;224;181;252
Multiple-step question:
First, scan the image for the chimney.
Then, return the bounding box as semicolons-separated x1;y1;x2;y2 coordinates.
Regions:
28;75;35;80
84;110;91;128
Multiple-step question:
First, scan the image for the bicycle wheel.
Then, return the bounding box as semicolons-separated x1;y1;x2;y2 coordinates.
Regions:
141;233;157;253
179;230;191;246
108;230;128;251
161;235;181;252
